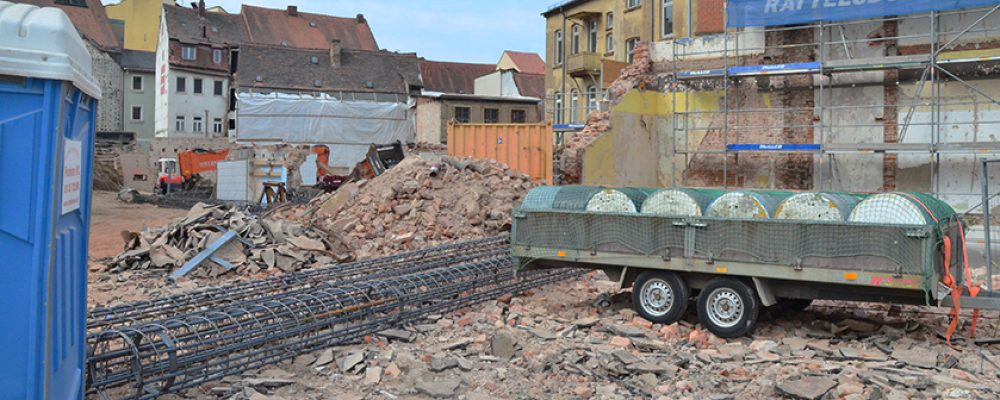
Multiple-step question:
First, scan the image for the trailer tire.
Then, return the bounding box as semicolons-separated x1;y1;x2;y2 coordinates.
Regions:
697;277;759;338
632;270;688;324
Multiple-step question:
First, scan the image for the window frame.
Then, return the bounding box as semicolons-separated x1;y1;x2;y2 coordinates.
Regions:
212;49;223;64
626;37;639;64
569;89;579;124
192;116;203;133
586;86;598;115
625;0;641;10
606;12;614;30
454;106;471;123
181;46;197;61
175;76;186;93
662;0;674;39
554;30;564;65
175;115;185;132
131;75;143;92
554;92;563;124
193;78;203;95
130;105;143;121
484;108;500;124
588;19;599;53
571;25;580;55
213;118;223;134
214;80;224;96
511;109;526;123
606;33;615;54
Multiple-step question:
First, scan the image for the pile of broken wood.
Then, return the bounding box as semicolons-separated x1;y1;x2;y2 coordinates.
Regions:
105;202;343;277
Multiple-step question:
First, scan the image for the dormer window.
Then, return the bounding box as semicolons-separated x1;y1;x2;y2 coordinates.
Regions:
310;56;319;64
313;79;322;87
181;46;196;61
212;49;223;64
255;75;263;82
309;21;317;27
280;41;288;47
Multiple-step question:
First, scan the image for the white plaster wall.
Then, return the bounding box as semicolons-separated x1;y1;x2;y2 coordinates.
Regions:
164;69;230;138
474;72;502;96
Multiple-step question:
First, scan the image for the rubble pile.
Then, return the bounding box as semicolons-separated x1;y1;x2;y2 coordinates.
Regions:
104;202;336;276
293;156;535;260
561;41;656;183
172;272;1000;400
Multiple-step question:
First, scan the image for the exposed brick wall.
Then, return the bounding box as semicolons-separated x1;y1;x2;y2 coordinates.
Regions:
87;42;124;133
696;0;725;35
882;20;899;191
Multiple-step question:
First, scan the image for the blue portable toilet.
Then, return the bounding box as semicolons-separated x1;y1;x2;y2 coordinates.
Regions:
0;2;101;399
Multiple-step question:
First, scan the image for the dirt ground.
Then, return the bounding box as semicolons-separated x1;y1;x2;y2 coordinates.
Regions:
88;190;188;260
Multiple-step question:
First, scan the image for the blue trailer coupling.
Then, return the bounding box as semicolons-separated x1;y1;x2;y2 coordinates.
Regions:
0;2;101;399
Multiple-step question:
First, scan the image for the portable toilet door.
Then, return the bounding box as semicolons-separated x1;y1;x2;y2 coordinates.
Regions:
0;2;101;399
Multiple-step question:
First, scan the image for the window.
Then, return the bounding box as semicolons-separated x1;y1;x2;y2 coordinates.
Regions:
484;108;499;123
175;115;185;132
606;34;615;54
181;46;196;60
571;25;580;55
229;118;236;130
176;76;186;93
626;37;639;64
554;92;563;124
454;107;470;123
626;0;641;9
554;30;563;65
588;19;599;53
131;75;143;91
606;12;614;30
193;78;203;94
214;80;223;96
212;49;223;64
131;105;142;121
586;86;598;115
511;109;526;123
192;116;203;133
662;0;674;38
213;118;223;133
570;89;579;124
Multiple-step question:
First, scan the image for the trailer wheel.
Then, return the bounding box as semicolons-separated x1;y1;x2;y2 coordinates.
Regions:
697;277;759;338
632;270;689;324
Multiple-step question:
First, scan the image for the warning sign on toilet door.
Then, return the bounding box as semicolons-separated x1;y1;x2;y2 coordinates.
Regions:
61;139;82;215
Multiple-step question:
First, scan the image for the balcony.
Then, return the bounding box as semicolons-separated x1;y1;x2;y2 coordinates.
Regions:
566;52;602;78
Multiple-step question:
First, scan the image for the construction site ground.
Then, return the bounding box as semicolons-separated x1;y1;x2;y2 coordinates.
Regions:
85;158;1000;400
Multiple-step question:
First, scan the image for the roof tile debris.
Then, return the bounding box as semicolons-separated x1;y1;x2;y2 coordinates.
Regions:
419;60;497;95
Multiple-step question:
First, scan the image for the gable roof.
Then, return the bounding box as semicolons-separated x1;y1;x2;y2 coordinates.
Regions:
15;0;119;51
235;44;421;94
240;4;378;51
164;4;247;45
501;51;545;75
419;60;496;95
119;49;155;72
513;73;545;99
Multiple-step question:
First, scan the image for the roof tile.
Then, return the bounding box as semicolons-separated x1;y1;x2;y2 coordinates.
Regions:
240;4;378;51
15;0;119;50
419;60;496;94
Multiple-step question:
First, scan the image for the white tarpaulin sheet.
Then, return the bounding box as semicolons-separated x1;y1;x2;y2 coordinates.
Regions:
237;92;415;144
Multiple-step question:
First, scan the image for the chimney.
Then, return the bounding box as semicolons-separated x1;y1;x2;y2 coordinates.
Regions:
355;13;366;23
198;0;206;17
287;5;298;16
329;39;341;67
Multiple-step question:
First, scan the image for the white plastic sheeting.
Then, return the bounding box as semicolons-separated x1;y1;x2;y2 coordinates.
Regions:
236;92;415;144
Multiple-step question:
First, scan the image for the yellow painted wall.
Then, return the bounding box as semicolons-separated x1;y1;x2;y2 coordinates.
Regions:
106;0;168;52
581;88;726;187
496;53;519;72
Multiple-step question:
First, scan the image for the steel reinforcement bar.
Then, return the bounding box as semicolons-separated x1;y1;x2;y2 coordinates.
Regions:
88;235;510;329
86;254;582;399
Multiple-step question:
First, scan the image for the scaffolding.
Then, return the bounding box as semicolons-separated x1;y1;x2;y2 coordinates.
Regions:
668;4;1000;212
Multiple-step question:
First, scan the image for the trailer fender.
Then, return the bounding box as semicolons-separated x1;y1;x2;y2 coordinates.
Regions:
602;266;639;289
752;277;778;307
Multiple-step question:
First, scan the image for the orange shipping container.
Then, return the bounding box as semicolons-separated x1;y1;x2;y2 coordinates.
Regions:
447;122;553;185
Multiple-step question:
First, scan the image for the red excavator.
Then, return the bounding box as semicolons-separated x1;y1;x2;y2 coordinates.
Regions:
157;148;229;194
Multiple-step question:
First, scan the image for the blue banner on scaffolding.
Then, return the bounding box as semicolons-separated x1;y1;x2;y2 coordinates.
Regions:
727;144;821;152
727;0;999;28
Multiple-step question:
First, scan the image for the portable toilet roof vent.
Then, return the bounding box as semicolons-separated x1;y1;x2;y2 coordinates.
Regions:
0;1;101;99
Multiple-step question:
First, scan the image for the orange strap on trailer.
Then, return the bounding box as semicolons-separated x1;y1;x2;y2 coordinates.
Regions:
897;193;978;343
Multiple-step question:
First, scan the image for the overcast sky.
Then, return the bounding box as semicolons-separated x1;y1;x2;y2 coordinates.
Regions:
104;0;550;64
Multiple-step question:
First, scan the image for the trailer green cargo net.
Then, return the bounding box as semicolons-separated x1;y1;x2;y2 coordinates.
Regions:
512;186;1000;338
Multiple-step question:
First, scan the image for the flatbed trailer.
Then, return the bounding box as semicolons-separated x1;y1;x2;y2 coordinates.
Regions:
511;186;1000;338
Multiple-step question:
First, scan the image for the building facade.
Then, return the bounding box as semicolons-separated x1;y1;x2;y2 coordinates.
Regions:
416;56;544;145
542;0;723;124
120;49;157;149
105;0;173;52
